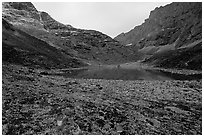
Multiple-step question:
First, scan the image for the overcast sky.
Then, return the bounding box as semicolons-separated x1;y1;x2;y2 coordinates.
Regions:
33;2;170;38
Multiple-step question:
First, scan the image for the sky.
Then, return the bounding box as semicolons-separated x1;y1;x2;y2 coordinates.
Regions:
33;2;170;38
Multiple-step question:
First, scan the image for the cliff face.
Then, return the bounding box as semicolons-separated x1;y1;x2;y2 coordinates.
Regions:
115;2;201;48
2;2;73;30
115;2;202;70
2;2;133;68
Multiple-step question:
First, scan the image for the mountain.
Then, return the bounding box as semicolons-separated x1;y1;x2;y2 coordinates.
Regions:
115;2;202;70
2;2;134;69
2;2;202;70
2;18;86;69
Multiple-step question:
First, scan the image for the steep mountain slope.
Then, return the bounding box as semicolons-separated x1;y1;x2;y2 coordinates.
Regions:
115;2;202;70
2;18;85;69
2;2;134;67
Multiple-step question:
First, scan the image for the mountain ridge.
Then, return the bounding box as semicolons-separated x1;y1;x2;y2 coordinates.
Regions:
2;2;202;70
114;2;202;70
115;2;201;47
2;2;135;68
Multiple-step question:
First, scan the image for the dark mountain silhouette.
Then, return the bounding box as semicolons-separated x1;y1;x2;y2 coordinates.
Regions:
115;2;202;70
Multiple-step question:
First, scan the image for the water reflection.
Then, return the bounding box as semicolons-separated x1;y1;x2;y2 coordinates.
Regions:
51;63;201;80
61;66;172;80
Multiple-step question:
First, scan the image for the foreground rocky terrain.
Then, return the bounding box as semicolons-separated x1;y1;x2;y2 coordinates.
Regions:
2;63;202;135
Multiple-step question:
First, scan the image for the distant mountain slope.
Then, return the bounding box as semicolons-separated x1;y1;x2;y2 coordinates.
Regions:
2;2;134;66
143;42;202;70
114;2;202;70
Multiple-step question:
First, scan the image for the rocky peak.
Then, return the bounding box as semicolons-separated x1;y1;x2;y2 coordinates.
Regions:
148;2;201;27
40;11;72;30
2;2;42;26
115;2;201;48
2;2;74;31
2;2;38;13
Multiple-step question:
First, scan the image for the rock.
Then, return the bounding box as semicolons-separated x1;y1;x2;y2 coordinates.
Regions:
116;125;123;133
68;81;78;85
103;123;111;130
57;120;63;126
96;119;106;127
2;124;8;135
146;118;161;128
62;123;81;135
40;72;49;75
165;106;189;115
56;115;64;126
180;88;196;93
96;84;103;90
62;108;74;116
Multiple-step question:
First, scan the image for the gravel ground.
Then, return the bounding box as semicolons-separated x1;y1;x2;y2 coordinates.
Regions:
2;63;202;135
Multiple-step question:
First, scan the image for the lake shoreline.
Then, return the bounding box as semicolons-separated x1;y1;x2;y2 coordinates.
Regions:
41;62;202;81
52;61;202;75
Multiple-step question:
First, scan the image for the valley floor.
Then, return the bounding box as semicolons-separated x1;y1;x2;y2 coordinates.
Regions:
2;63;202;135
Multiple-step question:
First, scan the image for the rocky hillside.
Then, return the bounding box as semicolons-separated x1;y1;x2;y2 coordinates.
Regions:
115;2;202;70
2;18;85;69
2;2;134;68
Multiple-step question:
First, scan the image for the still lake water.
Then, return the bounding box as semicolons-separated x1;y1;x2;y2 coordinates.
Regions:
54;63;201;80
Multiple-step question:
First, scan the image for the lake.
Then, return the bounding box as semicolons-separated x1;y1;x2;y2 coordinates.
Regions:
51;63;201;80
